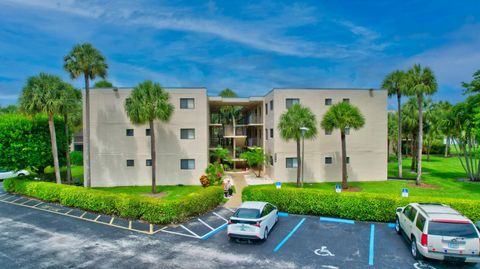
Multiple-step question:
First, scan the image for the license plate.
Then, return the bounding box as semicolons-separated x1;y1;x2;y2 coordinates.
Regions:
448;242;459;248
240;224;249;231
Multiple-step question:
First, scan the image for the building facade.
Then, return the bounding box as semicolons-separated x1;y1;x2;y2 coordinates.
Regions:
86;87;387;187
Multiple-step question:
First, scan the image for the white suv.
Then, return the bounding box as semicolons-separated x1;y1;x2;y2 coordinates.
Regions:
395;203;480;264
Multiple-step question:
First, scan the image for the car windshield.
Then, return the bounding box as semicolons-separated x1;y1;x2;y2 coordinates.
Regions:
234;208;260;219
428;222;479;238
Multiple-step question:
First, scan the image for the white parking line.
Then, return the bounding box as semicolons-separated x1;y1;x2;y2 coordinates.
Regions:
65;209;73;214
20;199;32;205
213;212;228;222
180;224;201;238
160;229;200;239
197;218;214;231
79;212;87;218
11;197;23;203
109;217;115;225
33;202;43;207
94;215;101;221
224;208;235;213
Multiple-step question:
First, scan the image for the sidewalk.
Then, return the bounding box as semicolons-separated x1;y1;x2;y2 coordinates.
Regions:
223;172;247;208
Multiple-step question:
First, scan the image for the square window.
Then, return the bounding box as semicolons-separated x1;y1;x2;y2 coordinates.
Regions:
325;98;332;106
180;98;195;109
270;100;273;111
286;98;300;109
146;159;152;166
286;157;298;168
126;129;134;136
325;129;332;135
146;129;151;136
126;159;135;167
265;103;268;115
343;98;350;103
270;128;273;138
325;157;333;164
345;127;350;135
180;159;195;170
180;128;195;139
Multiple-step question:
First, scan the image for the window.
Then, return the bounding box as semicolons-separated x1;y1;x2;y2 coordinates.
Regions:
269;155;273;166
407;207;417;222
343;98;350;103
180;159;195;170
286;98;300;109
416;214;426;231
270;100;273;111
265;103;268;115
146;129;151;136
325;157;333;164
346;157;350;164
146;159;152;166
286;158;298;168
325;98;332;105
270;128;273;138
403;205;412;220
234;208;260;219
126;160;134;167
345;127;350;135
180;128;195;139
325;129;332;135
180;98;195;109
126;129;134;136
428;222;479;238
265;128;268;140
262;204;274;217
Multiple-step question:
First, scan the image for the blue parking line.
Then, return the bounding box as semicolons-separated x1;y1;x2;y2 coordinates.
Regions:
202;223;227;240
273;218;306;252
368;224;375;266
319;217;355;224
387;223;396;229
278;212;289;217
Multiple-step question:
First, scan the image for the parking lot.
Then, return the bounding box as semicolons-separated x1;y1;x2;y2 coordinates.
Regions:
0;183;478;268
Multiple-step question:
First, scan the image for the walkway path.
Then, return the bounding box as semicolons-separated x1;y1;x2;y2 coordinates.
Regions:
223;172;247;209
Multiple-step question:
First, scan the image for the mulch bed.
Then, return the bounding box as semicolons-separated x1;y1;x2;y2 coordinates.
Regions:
342;187;362;192
407;183;440;189
141;192;167;198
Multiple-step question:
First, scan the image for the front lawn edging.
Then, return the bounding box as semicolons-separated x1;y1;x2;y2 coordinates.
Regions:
242;185;480;222
4;178;223;224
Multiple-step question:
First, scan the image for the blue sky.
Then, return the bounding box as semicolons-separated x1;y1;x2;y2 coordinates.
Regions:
0;0;479;108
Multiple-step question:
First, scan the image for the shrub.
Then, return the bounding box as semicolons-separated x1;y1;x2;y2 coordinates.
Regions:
70;151;83;166
205;162;224;186
242;185;480;222
4;178;223;224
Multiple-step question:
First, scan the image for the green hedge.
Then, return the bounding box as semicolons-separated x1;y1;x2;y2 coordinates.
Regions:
242;185;480;222
4;178;223;224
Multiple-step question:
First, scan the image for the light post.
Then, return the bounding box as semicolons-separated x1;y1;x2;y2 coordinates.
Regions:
300;127;309;187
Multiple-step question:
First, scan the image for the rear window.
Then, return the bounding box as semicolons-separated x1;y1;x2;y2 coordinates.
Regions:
428;222;479;238
234;208;260;219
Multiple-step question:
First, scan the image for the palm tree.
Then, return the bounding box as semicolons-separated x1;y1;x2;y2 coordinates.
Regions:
321;102;365;189
19;73;64;184
59;83;82;184
124;81;174;194
382;70;407;177
278;104;317;187
93;80;113;88
64;43;108;187
387;112;398;159
405;64;438;185
437;101;453;157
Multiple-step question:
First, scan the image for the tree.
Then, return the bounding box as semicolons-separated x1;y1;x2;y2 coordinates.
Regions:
461;70;480;94
405;64;438;185
240;147;266;177
382;70;407;177
64;43;108;188
278;104;317;187
321;102;365;189
402;98;420;171
0;105;18;114
93;80;113;88
19;73;64;184
387;112;398;159
437;101;453;157
218;88;238;98
423;99;441;161
124;81;174;193
210;147;231;164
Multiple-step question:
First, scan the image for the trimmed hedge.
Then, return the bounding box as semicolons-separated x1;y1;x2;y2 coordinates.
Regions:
4;178;223;224
242;185;480;222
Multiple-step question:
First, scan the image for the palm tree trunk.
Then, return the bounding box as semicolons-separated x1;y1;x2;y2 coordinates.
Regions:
150;120;157;194
416;95;423;185
341;131;348;189
296;138;301;187
48;113;61;184
64;113;72;184
444;137;450;157
84;73;91;187
427;139;431;162
411;135;416;171
397;93;403;178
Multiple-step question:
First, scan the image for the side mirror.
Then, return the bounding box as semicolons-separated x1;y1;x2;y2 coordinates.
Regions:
396;207;403;213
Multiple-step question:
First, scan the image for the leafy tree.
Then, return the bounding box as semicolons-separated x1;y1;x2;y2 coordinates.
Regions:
387;112;398;158
205;162;225;186
382;70;408;177
19;73;65;184
321;102;365;189
405;64;438;185
210;147;231;164
278;104;317;187
0;105;18;114
402;98;420;171
64;43;108;188
436;101;453;157
218;88;238;97
240;147;266;177
124;81;174;193
218;88;242;124
423;99;441;161
93;79;113;88
461;70;480;94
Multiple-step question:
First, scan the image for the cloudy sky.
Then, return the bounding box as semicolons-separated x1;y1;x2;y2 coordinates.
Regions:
0;0;479;108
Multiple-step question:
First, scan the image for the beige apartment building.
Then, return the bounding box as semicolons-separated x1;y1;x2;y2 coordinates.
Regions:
86;87;387;187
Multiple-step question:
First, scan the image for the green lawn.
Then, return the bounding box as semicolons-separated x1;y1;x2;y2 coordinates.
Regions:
43;165;84;182
288;155;480;200
94;185;203;200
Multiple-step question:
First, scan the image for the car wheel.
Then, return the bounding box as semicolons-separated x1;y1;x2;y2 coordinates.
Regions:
17;173;25;177
411;237;423;260
395;217;402;234
263;228;269;241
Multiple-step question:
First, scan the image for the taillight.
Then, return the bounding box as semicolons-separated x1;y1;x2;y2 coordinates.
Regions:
421;233;428;246
254;222;261;227
227;220;233;225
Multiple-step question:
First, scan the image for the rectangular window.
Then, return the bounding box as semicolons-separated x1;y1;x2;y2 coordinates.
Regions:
269;155;273;166
180;98;195;109
325;129;332;135
126;159;134;167
416;214;426;231
286;98;300;109
325;98;332;106
180;159;195;170
146;129;151;136
270;100;273;111
343;98;350;103
286;157;298;168
146;159;152;166
346;157;350;164
265;103;268;115
126;129;134;136
325;157;333;164
180;128;195;139
270;128;273;138
345;127;350;135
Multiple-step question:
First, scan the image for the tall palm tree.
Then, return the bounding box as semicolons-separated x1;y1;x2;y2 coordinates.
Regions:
405;64;438;185
382;70;407;177
387;112;398;159
64;43;108;187
278;104;317;187
19;73;64;184
124;81;174;194
321;102;365;189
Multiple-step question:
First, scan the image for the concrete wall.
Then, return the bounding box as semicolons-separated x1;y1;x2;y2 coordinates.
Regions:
86;88;208;187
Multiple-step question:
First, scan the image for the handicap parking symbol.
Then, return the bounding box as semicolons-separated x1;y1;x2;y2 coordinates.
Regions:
314;246;335;257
